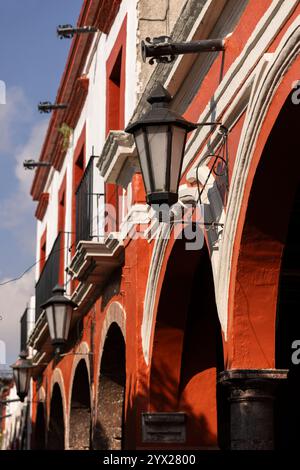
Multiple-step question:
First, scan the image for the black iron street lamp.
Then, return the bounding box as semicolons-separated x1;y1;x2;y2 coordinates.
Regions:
10;352;33;402
125;82;197;207
40;285;77;355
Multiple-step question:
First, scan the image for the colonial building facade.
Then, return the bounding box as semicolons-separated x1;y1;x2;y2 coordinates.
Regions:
13;0;300;450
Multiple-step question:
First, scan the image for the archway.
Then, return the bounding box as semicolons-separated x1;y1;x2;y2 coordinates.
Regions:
229;93;300;369
224;92;300;449
93;322;126;449
69;359;91;450
48;384;65;449
275;182;300;449
33;402;46;449
149;236;225;448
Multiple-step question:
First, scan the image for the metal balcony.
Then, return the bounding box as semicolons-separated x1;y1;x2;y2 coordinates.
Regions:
35;232;61;320
75;156;104;244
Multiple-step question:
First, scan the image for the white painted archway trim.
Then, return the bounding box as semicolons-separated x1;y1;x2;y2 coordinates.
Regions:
66;341;91;449
37;385;46;403
216;17;300;339
141;16;300;362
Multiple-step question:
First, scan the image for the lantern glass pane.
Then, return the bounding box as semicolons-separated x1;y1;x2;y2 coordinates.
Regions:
23;369;30;395
147;125;168;191
64;305;73;341
45;305;55;340
170;126;187;193
13;369;19;389
134;129;152;193
53;303;67;340
18;368;29;395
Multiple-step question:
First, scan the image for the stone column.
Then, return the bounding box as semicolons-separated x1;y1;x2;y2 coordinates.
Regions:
219;369;288;450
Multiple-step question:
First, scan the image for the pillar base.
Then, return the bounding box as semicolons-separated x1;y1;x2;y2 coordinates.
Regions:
219;369;288;450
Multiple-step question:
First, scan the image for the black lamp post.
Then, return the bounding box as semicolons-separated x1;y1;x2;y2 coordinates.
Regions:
125;82;197;207
10;352;33;402
40;285;77;355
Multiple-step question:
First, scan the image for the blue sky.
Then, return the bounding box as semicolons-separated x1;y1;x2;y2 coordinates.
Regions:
0;0;82;364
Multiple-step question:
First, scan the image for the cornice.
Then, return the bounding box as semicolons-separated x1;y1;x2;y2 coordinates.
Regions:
97;131;138;187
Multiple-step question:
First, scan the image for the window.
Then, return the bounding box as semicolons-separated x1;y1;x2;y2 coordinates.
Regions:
71;125;86;257
107;49;122;131
105;17;127;231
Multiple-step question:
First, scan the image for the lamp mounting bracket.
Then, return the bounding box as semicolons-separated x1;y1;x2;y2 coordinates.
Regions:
23;159;52;170
57;24;98;39
142;36;225;65
38;101;68;114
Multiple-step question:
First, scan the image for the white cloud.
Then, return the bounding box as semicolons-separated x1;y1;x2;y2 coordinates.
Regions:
0;87;48;363
0;269;35;364
0;120;47;229
15;120;48;194
0;86;47;230
0;86;32;155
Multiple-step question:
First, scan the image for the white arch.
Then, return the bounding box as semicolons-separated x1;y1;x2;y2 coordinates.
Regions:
67;341;91;450
141;16;300;362
37;385;46;403
94;301;126;421
216;17;300;339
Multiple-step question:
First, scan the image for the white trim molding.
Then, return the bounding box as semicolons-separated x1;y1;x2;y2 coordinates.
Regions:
97;131;138;188
217;17;300;339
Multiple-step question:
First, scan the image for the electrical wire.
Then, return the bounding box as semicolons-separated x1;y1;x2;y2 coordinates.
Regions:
0;233;75;288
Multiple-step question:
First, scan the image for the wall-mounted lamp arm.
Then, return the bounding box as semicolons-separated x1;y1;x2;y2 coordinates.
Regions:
0;398;21;404
38;101;68;113
0;414;12;420
57;24;98;39
23;160;52;170
142;36;225;64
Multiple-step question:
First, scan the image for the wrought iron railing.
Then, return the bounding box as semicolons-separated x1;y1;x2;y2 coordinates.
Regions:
35;232;61;321
75;157;104;243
